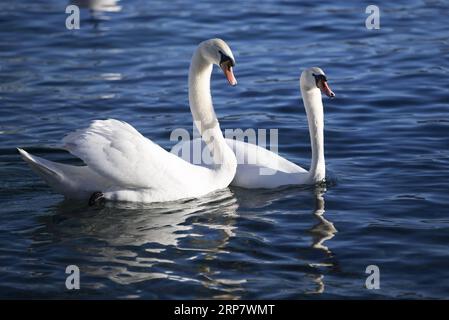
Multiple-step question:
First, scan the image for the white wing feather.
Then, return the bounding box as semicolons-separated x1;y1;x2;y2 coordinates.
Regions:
171;138;308;189
63;119;209;192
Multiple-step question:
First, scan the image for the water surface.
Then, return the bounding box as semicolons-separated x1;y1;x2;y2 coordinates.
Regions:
1;0;449;299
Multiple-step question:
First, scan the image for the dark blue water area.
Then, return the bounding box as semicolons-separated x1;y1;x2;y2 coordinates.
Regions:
1;0;449;299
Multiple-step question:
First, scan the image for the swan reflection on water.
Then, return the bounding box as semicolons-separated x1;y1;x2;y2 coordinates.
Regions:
34;189;240;294
307;186;338;294
69;0;121;27
32;186;337;298
235;185;338;296
69;0;122;13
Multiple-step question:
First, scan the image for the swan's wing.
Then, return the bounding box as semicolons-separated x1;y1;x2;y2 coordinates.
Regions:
226;139;307;174
172;138;306;173
226;139;309;188
171;138;308;188
63;119;207;190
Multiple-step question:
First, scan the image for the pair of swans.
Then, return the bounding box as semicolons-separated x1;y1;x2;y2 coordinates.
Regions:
18;38;335;204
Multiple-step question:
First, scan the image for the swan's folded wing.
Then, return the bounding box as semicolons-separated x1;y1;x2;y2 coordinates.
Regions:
62;119;203;190
227;139;307;174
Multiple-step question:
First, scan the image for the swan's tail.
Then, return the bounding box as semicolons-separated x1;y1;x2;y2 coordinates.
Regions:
18;148;62;183
17;148;100;199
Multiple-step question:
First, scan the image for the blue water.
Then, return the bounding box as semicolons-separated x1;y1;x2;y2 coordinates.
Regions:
1;0;449;299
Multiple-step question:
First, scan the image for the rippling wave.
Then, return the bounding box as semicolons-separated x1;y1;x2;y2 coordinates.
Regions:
1;0;449;299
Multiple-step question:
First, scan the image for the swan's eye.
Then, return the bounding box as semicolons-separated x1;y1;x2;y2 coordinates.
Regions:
312;73;327;87
219;50;235;67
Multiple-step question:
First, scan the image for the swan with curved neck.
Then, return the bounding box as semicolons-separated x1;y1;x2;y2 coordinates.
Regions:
173;67;335;189
300;67;334;183
188;39;237;183
18;38;238;203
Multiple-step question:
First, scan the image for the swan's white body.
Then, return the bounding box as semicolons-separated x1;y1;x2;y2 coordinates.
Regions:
171;138;308;189
172;67;332;189
18;39;238;203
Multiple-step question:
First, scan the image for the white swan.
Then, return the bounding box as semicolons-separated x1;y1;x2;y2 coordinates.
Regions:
18;38;238;203
172;67;335;189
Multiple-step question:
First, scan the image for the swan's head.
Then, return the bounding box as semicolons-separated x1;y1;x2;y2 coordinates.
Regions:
300;67;335;98
198;38;237;86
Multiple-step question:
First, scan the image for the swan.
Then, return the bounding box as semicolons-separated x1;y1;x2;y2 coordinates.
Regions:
18;38;238;203
172;67;335;189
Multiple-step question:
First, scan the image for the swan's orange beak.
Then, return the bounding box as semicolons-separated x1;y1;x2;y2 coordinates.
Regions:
220;61;237;86
318;80;335;98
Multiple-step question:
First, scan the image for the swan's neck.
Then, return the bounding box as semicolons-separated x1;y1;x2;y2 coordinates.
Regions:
301;87;325;183
188;50;236;181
